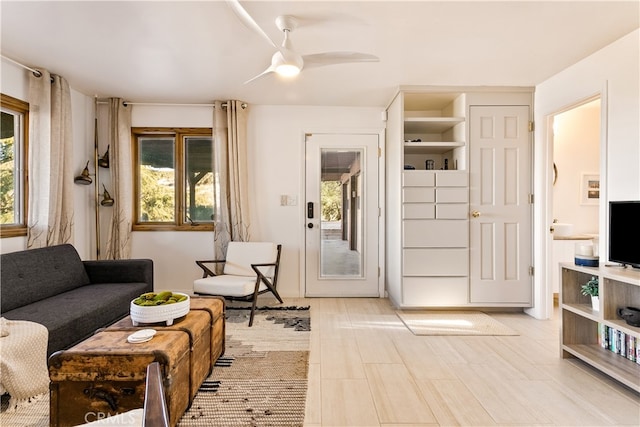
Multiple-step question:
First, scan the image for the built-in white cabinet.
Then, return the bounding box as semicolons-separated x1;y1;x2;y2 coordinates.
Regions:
385;86;534;308
400;170;469;306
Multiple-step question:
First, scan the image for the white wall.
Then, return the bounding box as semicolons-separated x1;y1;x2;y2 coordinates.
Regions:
532;29;640;319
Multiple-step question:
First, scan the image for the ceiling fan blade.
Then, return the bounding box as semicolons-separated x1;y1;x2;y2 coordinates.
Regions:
302;52;379;69
244;65;276;84
226;0;278;49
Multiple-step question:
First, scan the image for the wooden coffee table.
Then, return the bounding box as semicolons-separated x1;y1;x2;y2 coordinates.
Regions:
48;296;225;427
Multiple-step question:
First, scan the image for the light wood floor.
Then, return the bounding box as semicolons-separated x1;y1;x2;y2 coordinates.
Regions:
281;297;639;427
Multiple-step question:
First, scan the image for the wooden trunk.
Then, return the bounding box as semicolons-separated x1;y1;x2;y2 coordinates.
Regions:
106;307;216;401
49;330;190;427
189;296;226;363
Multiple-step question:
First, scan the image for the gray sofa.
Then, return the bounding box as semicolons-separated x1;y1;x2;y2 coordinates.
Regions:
1;244;153;356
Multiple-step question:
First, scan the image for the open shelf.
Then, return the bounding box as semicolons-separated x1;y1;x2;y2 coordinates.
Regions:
404;141;465;155
404;117;465;134
560;263;640;393
562;344;640;392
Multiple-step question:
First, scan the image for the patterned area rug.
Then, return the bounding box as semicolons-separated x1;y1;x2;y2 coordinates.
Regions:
0;306;310;427
178;306;310;426
397;310;519;336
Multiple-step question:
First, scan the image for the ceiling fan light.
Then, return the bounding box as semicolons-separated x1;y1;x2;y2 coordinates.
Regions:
275;63;301;77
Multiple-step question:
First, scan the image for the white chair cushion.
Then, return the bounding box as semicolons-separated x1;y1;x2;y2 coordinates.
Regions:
193;275;267;298
223;242;277;277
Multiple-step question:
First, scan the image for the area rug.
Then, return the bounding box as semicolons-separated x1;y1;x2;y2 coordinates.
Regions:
396;310;518;336
0;306;310;427
178;306;310;426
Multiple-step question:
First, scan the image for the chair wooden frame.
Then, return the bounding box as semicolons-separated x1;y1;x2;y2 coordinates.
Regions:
195;244;283;326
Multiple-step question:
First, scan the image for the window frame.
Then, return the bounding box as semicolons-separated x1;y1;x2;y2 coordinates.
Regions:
0;94;29;238
132;127;214;232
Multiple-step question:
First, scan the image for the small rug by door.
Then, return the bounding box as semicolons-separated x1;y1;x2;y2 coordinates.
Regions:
396;310;518;336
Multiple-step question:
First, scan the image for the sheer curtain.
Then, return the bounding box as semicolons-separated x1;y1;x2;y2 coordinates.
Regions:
27;70;74;248
104;98;133;259
213;100;250;259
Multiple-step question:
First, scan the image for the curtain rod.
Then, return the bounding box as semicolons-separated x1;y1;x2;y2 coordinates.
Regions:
2;54;44;77
96;100;247;109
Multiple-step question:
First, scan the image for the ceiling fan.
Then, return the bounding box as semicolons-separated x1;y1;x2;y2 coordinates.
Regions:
226;0;380;84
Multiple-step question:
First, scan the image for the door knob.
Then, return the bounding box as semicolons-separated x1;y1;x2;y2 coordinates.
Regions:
471;211;481;218
307;223;314;229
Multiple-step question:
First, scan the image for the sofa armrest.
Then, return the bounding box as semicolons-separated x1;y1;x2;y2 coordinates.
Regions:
83;259;153;290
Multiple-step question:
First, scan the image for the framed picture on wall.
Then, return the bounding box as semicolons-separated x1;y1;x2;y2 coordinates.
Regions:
581;173;600;205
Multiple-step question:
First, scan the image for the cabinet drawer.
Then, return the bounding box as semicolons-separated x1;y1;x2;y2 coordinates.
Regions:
435;171;468;187
403;220;468;247
436;204;468;219
436;187;468;203
402;277;469;306
403;204;435;219
403;171;436;187
403;187;435;203
403;248;468;276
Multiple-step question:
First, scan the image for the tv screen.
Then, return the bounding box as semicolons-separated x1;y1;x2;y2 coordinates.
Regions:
609;201;640;268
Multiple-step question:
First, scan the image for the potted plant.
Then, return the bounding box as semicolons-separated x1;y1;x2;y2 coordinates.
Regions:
581;276;599;311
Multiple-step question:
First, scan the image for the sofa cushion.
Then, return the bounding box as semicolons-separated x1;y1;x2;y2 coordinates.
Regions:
1;244;91;313
2;282;150;356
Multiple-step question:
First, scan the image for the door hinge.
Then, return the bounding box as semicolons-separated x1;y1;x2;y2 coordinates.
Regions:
528;194;534;204
529;266;534;276
378;147;382;157
528;121;535;132
378;267;381;277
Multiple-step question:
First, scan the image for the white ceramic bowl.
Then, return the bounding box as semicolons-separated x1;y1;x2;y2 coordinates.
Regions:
130;292;190;326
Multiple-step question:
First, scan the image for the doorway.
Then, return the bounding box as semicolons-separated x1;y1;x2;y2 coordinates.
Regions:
548;97;601;303
304;133;380;297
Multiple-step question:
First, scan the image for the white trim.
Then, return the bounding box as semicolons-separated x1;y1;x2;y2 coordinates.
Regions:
534;86;607;321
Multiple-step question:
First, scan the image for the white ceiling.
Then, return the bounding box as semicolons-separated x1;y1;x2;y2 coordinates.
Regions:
1;1;638;107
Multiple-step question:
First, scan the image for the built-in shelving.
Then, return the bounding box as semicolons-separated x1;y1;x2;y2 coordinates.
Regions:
402;92;466;171
404;117;465;134
560;263;640;392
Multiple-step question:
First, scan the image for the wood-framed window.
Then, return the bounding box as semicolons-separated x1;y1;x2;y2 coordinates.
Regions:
1;94;29;238
132;127;214;231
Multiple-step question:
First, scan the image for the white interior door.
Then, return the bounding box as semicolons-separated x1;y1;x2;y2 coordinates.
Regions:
305;133;380;297
469;105;533;304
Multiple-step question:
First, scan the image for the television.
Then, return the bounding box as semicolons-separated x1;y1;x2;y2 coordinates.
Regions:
609;201;640;268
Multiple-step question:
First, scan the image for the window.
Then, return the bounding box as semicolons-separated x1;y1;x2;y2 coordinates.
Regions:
1;94;29;238
133;128;214;231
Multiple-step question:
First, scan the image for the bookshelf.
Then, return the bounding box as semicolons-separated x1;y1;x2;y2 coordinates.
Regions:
560;263;640;392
